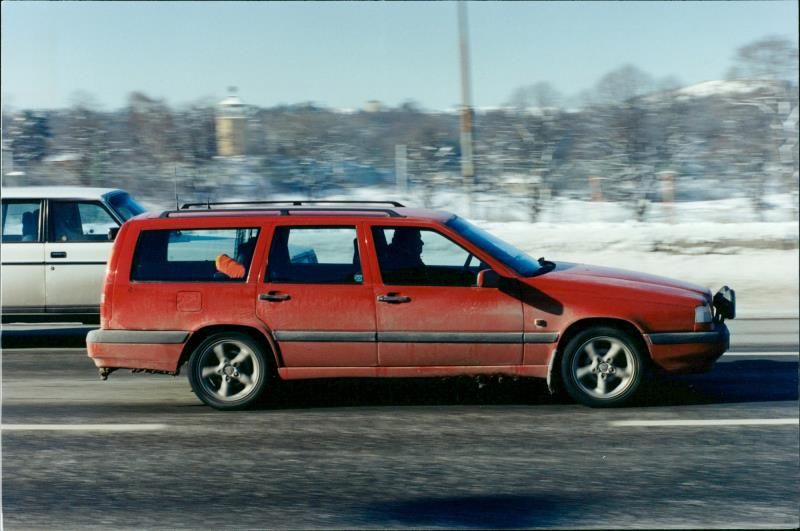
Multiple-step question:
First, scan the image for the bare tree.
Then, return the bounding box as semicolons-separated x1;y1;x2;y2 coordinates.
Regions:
126;92;179;164
654;75;683;93
59;92;111;186
727;36;799;82
724;36;799;218
507;81;562;110
175;100;217;164
6;110;51;168
595;64;653;105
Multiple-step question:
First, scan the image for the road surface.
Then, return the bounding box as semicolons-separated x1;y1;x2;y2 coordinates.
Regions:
1;322;798;529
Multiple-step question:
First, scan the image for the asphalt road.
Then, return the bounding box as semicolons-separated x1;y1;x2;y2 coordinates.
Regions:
1;329;798;529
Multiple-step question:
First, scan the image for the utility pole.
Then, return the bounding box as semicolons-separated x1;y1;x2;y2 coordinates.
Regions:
458;1;475;215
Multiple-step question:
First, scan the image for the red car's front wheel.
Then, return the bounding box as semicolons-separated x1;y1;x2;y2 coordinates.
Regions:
561;326;645;407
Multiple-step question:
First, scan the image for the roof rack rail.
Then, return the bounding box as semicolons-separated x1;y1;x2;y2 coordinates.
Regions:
160;205;405;218
179;200;405;210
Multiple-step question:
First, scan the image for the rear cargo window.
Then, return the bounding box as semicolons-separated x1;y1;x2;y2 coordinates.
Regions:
131;228;259;282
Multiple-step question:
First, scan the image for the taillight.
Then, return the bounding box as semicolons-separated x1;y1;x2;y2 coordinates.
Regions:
100;269;115;329
100;232;122;328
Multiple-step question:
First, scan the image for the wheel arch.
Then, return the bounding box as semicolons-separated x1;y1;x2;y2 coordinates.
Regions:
179;324;282;373
547;317;650;394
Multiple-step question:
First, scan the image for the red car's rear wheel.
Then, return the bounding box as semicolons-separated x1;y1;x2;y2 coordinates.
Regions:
188;332;268;410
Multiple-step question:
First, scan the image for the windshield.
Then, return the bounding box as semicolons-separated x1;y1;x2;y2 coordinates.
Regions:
106;192;146;221
446;216;542;277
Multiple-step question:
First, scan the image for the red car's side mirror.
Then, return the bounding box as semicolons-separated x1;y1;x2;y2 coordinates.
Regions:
476;268;500;288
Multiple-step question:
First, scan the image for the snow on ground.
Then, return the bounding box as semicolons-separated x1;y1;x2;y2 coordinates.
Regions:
476;220;796;318
183;186;800;317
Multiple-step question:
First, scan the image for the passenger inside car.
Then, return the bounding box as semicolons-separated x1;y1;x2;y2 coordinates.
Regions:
236;236;257;266
214;254;246;279
21;210;38;241
50;203;84;241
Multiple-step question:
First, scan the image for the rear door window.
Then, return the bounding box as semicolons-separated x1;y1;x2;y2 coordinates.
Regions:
266;226;362;284
132;227;260;282
2;201;41;242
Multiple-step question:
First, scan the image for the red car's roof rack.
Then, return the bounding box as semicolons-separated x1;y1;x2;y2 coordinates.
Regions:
160;200;406;218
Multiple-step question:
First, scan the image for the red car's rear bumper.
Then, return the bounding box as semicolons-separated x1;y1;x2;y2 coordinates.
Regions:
87;329;187;373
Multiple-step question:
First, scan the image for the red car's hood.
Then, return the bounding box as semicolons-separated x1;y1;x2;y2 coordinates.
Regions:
533;262;711;302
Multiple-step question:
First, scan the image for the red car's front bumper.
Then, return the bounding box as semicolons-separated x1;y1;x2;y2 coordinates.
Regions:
646;323;730;373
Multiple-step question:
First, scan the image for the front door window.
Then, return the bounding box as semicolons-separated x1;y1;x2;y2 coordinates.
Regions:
373;226;486;287
48;202;118;242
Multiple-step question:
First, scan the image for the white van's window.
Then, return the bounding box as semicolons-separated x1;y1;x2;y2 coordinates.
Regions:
48;202;118;242
132;228;259;282
2;201;41;242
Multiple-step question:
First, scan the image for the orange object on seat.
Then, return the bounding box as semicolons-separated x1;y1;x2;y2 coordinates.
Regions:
215;254;245;279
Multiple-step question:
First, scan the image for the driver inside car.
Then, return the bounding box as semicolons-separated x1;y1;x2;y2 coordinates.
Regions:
386;227;425;270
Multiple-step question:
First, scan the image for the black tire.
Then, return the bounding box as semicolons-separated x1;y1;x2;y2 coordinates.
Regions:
187;332;269;410
560;326;645;407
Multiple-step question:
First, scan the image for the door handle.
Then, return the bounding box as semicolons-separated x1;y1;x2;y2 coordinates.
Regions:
259;291;291;302
50;251;67;258
377;293;411;304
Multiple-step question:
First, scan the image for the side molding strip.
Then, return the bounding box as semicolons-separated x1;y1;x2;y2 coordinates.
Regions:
88;330;189;344
523;332;560;344
273;331;560;344
379;332;521;343
274;331;376;342
648;332;724;345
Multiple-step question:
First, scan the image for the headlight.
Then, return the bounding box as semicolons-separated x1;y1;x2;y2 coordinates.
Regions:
695;304;713;324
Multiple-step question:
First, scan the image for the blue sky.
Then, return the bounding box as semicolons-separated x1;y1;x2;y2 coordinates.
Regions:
2;1;797;111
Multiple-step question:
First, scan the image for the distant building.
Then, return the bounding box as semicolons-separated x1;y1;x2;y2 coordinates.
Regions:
364;100;383;113
216;88;247;157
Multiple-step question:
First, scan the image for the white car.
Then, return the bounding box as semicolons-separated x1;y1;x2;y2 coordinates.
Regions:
1;186;146;323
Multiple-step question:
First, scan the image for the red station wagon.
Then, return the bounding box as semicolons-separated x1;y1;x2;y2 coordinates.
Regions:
87;201;735;410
